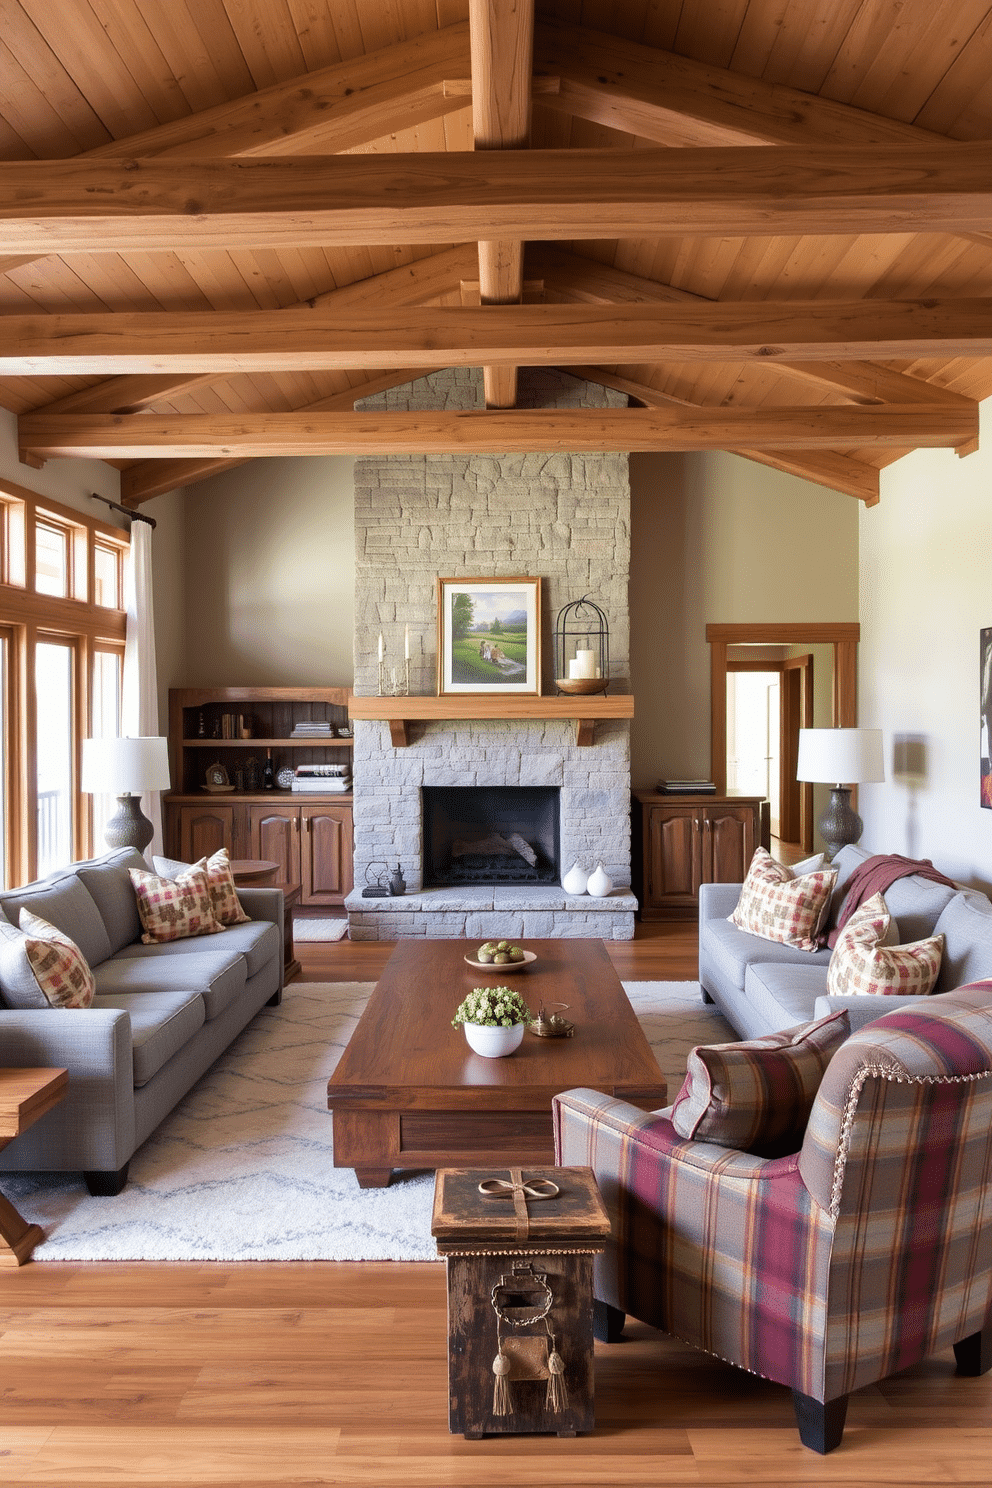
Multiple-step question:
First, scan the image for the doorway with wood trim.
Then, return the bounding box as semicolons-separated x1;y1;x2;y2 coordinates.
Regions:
708;623;861;860
727;655;813;854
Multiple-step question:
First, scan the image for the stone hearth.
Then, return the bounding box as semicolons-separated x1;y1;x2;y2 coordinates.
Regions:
345;367;635;940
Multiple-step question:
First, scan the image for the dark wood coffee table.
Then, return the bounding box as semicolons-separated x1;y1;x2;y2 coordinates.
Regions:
326;939;668;1187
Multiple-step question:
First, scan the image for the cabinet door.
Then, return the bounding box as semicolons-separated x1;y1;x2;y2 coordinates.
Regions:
300;805;353;905
247;805;301;885
646;805;700;913
178;804;235;863
702;803;759;885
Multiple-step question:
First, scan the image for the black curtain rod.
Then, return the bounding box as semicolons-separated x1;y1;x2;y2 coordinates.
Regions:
90;492;157;529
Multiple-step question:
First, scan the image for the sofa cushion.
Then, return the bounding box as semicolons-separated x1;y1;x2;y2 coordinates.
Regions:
115;919;280;980
0;873;112;968
743;962;837;1032
153;848;249;927
704;916;833;995
731;847;836;952
74;848;147;953
934;892;992;992
130;865;225;944
92;990;206;1086
0;909;96;1009
828;892;942;997
670;1010;850;1158
94;945;247;1020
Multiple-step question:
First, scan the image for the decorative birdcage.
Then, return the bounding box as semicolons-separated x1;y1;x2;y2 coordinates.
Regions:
553;596;610;695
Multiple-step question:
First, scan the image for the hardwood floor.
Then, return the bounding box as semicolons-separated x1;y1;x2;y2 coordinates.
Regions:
1;924;989;1485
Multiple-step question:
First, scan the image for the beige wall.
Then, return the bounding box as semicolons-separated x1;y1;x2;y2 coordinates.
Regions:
629;450;860;790
859;397;992;891
177;454;356;689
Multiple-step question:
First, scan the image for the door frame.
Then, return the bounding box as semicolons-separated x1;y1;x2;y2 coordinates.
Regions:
707;623;860;837
727;655;815;850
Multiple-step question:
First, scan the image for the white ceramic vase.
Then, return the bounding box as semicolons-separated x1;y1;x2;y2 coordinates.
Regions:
463;1021;526;1058
586;862;613;897
562;861;588;895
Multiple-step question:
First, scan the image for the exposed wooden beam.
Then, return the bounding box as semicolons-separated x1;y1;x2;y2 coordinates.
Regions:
1;143;991;255
18;405;974;461
36;245;476;417
470;0;534;408
532;244;978;442
7;299;992;375
570;364;883;505
533;21;954;150
118;368;444;504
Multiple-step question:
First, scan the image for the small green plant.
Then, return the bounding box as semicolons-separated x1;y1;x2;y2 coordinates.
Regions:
452;986;533;1029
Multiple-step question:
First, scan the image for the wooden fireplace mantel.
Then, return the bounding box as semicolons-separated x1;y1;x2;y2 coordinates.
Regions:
348;694;634;747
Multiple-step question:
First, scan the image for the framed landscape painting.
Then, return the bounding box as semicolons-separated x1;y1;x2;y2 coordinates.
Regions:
437;577;542;695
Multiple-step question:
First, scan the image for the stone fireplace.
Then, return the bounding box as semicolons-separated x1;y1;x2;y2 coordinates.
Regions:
422;785;560;888
344;367;636;940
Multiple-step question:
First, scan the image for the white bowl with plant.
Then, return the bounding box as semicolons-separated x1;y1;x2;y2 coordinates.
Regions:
452;986;534;1058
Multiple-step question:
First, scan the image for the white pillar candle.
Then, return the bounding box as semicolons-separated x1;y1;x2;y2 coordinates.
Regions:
568;658;581;679
575;648;596;678
378;633;384;662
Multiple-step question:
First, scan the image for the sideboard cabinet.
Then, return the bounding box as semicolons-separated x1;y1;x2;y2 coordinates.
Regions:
632;791;769;920
164;686;354;907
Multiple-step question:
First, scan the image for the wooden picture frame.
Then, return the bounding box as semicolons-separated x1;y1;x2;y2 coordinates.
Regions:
436;577;542;696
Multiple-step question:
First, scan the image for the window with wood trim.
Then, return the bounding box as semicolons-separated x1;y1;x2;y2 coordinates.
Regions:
0;480;129;886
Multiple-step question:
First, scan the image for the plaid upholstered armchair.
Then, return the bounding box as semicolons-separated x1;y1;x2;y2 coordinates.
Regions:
553;982;992;1453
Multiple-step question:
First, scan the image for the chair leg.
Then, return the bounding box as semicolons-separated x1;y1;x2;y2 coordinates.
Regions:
84;1162;130;1197
791;1389;848;1454
593;1299;626;1343
954;1325;992;1376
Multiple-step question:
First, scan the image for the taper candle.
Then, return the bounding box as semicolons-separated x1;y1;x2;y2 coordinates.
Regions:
378;633;384;662
404;624;410;659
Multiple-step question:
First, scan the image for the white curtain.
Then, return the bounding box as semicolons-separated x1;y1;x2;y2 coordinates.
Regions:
122;520;163;859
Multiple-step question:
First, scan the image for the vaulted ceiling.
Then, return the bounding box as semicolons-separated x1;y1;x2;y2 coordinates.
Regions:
4;0;992;507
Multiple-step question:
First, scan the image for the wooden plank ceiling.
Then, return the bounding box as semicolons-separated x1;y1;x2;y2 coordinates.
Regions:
4;0;992;507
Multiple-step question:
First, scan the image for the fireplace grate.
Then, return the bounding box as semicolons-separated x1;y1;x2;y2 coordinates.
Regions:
434;853;556;886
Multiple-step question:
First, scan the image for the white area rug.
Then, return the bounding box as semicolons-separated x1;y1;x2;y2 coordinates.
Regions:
7;981;734;1263
292;917;348;942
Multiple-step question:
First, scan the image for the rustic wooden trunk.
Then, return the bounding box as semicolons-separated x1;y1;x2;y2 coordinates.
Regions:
431;1166;611;1439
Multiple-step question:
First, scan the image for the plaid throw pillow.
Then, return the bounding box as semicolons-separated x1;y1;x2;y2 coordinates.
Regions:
730;845;837;952
17;907;95;1008
828;890;944;997
670;1009;850;1158
129;865;225;944
193;848;250;927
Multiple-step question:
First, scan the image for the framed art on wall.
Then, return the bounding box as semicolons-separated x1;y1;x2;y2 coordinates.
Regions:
437;577;542;695
981;627;992;808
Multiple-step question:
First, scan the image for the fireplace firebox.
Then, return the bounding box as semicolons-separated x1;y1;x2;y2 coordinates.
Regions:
422;786;560;888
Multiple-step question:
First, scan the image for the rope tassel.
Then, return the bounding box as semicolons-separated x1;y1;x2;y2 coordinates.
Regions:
492;1350;513;1416
545;1339;569;1413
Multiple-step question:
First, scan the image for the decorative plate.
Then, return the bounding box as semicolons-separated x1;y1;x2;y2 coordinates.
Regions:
463;949;537;972
276;766;295;789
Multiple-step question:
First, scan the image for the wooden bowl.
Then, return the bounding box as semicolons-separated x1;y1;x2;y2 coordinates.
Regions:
555;677;608;696
463;949;537;972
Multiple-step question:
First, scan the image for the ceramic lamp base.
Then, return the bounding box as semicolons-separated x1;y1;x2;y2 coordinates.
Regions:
103;793;154;853
817;786;863;861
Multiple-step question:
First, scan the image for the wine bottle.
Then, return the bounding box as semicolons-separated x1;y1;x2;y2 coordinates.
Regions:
263;748;275;790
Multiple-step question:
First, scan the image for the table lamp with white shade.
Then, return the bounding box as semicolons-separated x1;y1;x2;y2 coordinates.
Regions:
796;727;885;860
82;736;171;853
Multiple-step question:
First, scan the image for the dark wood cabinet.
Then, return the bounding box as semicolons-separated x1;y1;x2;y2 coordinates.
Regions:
164;686;354;907
632;792;768;920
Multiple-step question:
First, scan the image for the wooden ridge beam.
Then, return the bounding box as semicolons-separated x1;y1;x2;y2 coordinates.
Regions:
1;143;991;254
36;245;476;417
470;0;534;408
18;405;974;461
7;299;992;374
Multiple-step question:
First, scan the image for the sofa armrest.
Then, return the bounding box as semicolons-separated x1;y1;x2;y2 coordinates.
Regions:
813;992;936;1033
0;1007;136;1170
699;881;742;922
236;885;283;927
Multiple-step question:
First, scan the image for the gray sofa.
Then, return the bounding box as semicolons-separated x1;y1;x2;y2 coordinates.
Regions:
699;843;992;1038
0;847;283;1194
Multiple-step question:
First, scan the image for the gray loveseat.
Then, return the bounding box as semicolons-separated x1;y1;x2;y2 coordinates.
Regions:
0;847;283;1194
699;843;992;1038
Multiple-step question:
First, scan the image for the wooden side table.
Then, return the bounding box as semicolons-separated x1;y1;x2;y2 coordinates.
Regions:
230;859;281;887
432;1166;611;1438
231;863;301;985
0;1068;68;1266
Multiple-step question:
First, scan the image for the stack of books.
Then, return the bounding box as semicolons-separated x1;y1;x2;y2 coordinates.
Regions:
291;720;336;738
292;763;352;793
656;778;716;794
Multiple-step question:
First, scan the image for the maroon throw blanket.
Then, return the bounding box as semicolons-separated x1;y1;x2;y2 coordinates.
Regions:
826;853;958;947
